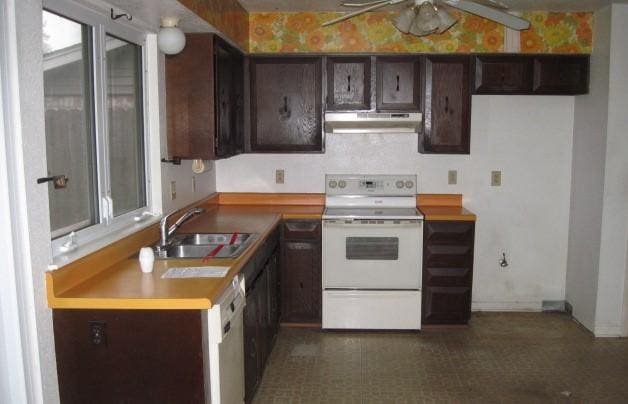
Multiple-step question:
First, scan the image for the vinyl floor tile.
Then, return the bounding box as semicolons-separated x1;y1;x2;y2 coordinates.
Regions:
252;312;628;404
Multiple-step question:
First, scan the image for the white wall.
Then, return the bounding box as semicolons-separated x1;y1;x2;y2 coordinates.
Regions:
13;0;59;402
565;6;611;331
216;96;575;310
594;3;628;336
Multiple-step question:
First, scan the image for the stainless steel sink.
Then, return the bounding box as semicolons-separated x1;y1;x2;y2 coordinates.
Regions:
179;233;254;246
154;233;258;259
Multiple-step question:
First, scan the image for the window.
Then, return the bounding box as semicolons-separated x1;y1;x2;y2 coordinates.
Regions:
42;2;150;256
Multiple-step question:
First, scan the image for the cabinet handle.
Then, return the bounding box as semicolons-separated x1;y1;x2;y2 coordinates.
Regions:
299;282;304;289
445;96;449;113
278;96;291;120
396;75;400;91
347;75;351;92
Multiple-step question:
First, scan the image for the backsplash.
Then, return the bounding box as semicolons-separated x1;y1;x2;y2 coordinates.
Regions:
249;11;592;54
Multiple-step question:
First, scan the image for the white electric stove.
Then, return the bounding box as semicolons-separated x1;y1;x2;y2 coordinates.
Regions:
322;174;423;330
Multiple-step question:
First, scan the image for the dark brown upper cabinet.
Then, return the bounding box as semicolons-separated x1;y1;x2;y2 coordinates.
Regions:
421;55;471;154
250;57;323;152
473;55;533;94
166;34;215;160
165;34;244;160
214;36;245;158
376;56;420;111
533;55;589;95
326;56;371;111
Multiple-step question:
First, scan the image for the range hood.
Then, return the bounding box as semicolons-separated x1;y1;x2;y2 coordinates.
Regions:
324;111;422;134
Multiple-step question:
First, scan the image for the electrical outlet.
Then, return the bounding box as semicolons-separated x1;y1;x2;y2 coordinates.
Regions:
448;170;457;185
89;321;107;346
275;169;285;184
192;176;196;193
170;181;177;200
491;171;501;186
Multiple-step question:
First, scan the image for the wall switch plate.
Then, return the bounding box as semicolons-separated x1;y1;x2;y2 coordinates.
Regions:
170;181;177;200
491;171;502;186
448;170;457;185
275;169;285;184
192;176;196;193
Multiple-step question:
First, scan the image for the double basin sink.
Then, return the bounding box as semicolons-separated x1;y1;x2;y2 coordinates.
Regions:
154;233;258;259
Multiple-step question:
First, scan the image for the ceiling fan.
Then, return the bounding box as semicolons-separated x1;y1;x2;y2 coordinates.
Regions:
322;0;530;37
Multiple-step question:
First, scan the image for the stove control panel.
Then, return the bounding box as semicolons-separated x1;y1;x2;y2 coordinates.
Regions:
325;174;417;196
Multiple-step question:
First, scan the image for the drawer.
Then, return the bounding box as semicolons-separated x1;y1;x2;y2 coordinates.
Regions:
423;266;472;287
422;286;471;325
424;221;474;245
281;220;321;241
424;244;473;268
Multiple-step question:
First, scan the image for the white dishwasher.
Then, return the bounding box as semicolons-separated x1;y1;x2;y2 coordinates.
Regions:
205;274;246;404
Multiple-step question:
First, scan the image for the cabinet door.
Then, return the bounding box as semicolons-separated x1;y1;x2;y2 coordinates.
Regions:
327;56;371;110
244;287;260;403
250;57;322;152
166;34;215;160
267;253;280;345
376;57;420;111
533;55;589;95
281;241;321;323
54;310;205;404
473;55;532;94
422;286;472;324
214;37;234;158
231;50;245;154
421;56;471;154
255;269;270;372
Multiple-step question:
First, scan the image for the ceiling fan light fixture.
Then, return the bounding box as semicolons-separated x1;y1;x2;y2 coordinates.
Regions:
392;6;418;33
435;6;458;33
408;1;439;36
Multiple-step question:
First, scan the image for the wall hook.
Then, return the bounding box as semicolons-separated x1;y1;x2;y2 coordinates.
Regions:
111;8;132;21
499;252;509;268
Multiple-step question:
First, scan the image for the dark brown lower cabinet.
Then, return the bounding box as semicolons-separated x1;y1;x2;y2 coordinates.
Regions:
422;220;475;325
53;310;205;404
243;244;280;403
280;220;322;324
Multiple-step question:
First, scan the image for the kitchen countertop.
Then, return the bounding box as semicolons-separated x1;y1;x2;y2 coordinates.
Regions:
46;193;475;311
418;205;476;221
47;205;324;310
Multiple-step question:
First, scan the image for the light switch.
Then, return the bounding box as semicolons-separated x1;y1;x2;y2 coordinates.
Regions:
448;170;457;185
491;171;501;186
170;181;177;200
276;169;285;184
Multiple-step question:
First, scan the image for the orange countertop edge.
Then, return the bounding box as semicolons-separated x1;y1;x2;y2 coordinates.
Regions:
417;194;477;222
46;192;473;310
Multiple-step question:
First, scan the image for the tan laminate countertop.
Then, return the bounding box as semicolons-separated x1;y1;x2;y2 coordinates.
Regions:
48;205;323;310
419;205;477;221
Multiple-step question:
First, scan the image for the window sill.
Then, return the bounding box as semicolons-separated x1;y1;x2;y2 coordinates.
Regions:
48;216;160;270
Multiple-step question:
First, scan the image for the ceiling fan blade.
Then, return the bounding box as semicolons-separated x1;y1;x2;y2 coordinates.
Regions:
322;0;408;26
341;0;394;7
472;0;509;10
441;0;530;30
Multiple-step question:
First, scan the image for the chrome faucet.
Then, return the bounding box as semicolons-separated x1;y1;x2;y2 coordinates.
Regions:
158;207;205;249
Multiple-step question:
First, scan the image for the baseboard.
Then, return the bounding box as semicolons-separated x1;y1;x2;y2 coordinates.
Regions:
471;301;542;312
594;325;626;338
542;300;566;312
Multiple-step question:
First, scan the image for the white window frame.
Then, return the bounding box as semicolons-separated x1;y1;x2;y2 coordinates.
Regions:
44;0;155;259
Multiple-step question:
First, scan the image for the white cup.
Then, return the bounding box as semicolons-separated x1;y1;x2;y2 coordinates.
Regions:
139;247;155;273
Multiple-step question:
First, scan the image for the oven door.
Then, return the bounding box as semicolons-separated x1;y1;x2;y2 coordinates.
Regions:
322;219;422;289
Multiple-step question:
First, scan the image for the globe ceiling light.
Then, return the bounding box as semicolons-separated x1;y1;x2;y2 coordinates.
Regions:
158;17;186;55
392;0;458;37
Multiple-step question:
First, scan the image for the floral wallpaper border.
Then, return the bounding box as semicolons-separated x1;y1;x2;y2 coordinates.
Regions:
249;11;593;54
